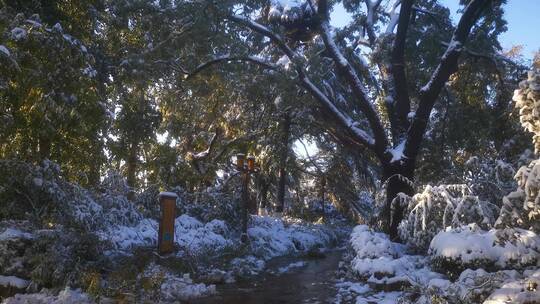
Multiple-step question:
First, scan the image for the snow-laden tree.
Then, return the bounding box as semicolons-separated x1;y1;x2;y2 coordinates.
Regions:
497;69;540;232
398;184;498;252
191;0;506;238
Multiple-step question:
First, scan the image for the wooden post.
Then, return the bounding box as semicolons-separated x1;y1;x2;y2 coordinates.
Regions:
158;191;177;254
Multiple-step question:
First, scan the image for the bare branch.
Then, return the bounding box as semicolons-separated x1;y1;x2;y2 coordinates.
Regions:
185;55;279;80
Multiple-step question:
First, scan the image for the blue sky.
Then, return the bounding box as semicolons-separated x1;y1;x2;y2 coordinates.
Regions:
330;0;539;59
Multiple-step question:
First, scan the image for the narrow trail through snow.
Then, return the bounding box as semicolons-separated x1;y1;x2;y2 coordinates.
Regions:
191;249;345;304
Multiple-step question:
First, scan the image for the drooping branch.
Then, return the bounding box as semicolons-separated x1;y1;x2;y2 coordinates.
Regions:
317;19;389;156
404;0;493;159
228;14;377;149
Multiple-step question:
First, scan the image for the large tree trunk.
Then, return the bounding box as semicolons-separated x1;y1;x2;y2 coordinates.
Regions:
276;112;291;213
382;159;415;240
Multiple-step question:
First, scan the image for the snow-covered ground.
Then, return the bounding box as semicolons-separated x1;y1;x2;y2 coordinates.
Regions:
336;224;540;304
0;210;341;303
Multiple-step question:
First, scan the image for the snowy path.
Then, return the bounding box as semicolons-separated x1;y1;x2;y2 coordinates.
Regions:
191;249;345;304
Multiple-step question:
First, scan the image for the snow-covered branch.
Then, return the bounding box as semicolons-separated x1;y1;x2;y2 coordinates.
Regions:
319;21;388;154
389;0;413;137
404;0;493;159
228;14;377;149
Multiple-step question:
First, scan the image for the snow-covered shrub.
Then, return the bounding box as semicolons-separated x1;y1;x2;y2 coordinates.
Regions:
464;156;516;204
415;269;523;304
429;224;540;277
484;268;540;304
3;287;95;304
513;69;540;153
98;215;234;257
496;69;540;233
0;222;107;291
398;184;499;253
0;160;104;230
349;225;442;290
497;159;540;233
174;186;241;226
138;263;216;302
247;216;336;259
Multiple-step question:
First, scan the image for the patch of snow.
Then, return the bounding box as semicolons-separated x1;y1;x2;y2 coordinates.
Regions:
276;261;306;274
0;275;29;289
248;216;335;259
0;45;10;57
0;228;33;241
355;291;403;304
388;141;406;163
491;268;540;303
3;287;94;304
11;27;27;41
349;225;443;287
159;191;178;198
53;23;63;32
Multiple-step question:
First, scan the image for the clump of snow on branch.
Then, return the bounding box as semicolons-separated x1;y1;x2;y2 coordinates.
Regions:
398;184;498;253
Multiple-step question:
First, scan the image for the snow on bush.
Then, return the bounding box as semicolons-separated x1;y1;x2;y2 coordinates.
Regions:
248;216;336;259
0;160;142;231
513;69;540;153
349;225;442;290
499;68;540;233
497;159;540;233
98;215;233;257
463;156;516;204
398;184;498;253
140;263;216;302
429;224;540;276
415;268;523;304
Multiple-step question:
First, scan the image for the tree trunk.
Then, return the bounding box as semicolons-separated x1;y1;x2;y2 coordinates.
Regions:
382;160;415;240
126;141;138;200
38;136;51;161
258;178;269;214
276;112;291;213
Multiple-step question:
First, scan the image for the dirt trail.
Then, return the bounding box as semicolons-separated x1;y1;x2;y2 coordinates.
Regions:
191;249;345;304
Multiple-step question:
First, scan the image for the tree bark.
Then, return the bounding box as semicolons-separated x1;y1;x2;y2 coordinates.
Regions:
276;112;291;213
126;141;138;200
38;136;51;161
382;159;415;240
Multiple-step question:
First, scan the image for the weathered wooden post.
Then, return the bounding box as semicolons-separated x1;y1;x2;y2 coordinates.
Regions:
158;191;177;255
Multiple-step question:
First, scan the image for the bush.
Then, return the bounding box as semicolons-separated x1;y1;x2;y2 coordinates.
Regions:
429;224;540;278
398;185;498;253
